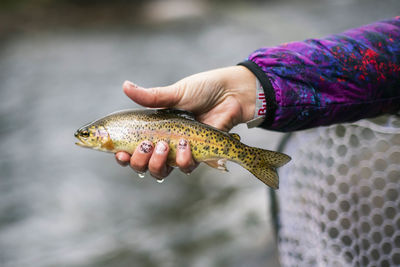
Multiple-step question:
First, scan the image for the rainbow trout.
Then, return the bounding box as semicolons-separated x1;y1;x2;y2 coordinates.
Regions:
74;109;291;189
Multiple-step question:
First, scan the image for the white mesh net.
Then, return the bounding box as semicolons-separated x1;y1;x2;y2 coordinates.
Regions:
277;115;400;267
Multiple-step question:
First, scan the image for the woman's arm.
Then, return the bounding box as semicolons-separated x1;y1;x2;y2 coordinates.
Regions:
240;17;400;132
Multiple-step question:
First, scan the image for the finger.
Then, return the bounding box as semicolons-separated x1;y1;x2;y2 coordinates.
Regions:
115;152;131;167
176;139;197;174
148;141;172;180
130;141;154;173
123;80;181;108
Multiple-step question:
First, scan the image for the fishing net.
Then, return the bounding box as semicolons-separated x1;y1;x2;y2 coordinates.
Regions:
277;115;400;267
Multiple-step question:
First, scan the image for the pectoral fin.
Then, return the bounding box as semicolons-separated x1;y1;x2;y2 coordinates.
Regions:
204;159;228;172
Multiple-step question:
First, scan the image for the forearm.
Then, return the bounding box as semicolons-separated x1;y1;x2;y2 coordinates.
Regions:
240;17;400;132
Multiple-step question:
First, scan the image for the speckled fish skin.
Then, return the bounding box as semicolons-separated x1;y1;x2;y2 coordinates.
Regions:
75;109;291;189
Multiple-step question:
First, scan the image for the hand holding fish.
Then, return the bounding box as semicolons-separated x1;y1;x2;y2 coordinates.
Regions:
75;66;290;187
115;66;259;180
123;66;257;131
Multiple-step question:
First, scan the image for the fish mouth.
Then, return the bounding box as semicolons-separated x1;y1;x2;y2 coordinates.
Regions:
74;134;91;148
75;140;90;148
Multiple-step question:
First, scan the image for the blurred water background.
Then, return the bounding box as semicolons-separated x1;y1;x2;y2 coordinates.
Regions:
0;0;399;266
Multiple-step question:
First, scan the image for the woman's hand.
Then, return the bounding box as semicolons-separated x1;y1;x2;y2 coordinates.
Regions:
115;66;257;180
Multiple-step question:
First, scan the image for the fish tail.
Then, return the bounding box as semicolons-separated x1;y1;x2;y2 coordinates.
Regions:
239;147;291;189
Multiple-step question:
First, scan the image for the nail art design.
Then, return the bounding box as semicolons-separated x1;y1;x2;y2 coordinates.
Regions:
155;142;167;154
139;141;153;153
178;139;188;150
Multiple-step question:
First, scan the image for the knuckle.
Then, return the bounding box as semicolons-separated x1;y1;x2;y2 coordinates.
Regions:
150;154;167;169
130;159;147;172
149;165;163;176
149;155;163;169
130;163;147;173
149;162;164;174
177;157;192;169
149;161;169;178
149;166;165;178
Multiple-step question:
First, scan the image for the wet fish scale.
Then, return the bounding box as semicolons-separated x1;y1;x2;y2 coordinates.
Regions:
75;109;291;189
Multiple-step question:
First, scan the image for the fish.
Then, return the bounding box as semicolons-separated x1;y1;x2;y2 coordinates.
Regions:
74;109;291;189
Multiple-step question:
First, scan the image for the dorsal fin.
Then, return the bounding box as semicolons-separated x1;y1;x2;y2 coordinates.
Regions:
229;133;241;141
156;108;195;120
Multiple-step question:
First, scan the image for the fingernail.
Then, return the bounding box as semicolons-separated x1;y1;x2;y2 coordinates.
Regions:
117;153;124;161
125;80;139;88
155;142;167;154
178;139;188;150
139;141;153;153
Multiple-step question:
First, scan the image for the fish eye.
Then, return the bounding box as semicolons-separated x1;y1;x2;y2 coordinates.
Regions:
80;130;89;137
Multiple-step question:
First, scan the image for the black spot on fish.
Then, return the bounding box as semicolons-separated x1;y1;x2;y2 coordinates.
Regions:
223;147;229;155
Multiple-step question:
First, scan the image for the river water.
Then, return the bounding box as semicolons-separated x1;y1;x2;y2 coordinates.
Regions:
0;1;399;266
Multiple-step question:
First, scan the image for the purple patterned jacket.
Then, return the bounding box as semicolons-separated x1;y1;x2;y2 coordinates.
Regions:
239;17;400;132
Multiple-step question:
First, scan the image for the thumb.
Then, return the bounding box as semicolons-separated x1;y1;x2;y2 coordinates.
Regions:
123;80;181;108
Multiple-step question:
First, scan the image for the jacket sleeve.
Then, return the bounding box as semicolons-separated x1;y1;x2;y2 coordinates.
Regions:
239;17;400;132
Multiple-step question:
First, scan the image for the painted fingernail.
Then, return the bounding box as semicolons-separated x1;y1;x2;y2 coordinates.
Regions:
155;142;167;154
178;139;188;150
117;153;124;161
139;141;153;153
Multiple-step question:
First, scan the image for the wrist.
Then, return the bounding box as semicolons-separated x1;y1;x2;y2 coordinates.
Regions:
222;66;257;124
237;60;277;128
246;78;266;128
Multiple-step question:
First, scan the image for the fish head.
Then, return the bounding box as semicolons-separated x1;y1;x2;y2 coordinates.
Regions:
74;124;115;152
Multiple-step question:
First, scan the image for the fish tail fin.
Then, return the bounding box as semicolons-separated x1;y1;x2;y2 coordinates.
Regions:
240;147;291;189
